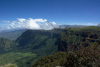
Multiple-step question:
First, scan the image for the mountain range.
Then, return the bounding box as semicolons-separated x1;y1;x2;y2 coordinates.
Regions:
0;26;100;67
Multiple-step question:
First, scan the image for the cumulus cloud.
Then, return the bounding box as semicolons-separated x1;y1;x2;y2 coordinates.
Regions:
7;18;57;30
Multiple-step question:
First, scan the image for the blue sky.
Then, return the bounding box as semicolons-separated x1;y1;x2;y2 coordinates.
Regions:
0;0;100;30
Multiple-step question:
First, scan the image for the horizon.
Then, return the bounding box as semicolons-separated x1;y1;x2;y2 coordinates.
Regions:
0;0;100;30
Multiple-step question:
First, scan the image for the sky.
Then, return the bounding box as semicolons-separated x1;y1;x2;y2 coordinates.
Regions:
0;0;100;30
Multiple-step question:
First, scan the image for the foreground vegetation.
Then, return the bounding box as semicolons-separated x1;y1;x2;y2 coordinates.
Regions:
0;26;100;67
33;41;100;67
0;52;37;67
0;64;17;67
33;26;100;67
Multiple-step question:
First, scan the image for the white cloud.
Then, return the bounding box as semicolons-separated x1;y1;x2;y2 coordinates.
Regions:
7;18;57;30
51;21;56;25
34;18;47;22
17;18;26;22
25;18;40;29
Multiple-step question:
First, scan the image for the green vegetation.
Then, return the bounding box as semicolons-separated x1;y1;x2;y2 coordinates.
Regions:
0;52;37;67
33;41;100;67
0;30;60;67
15;30;60;55
33;52;67;67
0;26;100;67
33;26;100;67
0;38;14;54
0;64;17;67
59;26;100;52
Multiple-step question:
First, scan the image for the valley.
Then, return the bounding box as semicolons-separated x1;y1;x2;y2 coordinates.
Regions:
0;26;100;67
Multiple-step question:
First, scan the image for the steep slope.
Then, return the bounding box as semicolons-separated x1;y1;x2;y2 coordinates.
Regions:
1;26;100;67
15;30;60;55
0;29;62;67
0;37;13;54
59;26;100;52
33;41;100;67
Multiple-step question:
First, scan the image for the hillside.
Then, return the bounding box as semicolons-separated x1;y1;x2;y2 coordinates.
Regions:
15;30;61;55
33;26;100;67
0;29;62;67
0;37;13;54
59;26;100;52
0;52;37;67
32;26;100;67
0;29;26;40
33;41;100;67
0;26;100;67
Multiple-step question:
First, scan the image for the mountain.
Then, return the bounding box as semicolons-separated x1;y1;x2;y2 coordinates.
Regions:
0;26;100;67
0;29;26;40
15;29;61;55
0;29;62;67
0;24;87;40
59;25;88;29
33;26;100;67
